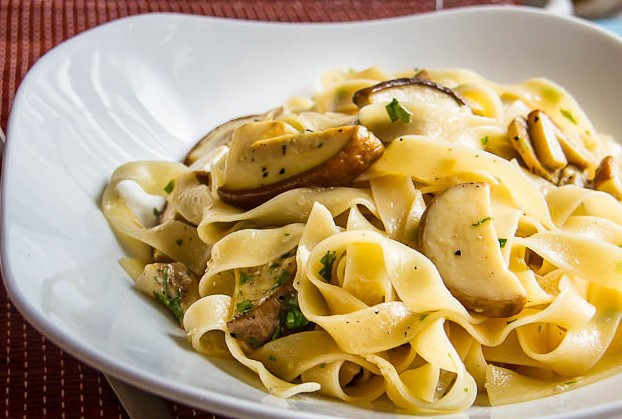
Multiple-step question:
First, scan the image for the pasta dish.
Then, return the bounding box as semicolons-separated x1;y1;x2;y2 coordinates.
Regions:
101;67;622;414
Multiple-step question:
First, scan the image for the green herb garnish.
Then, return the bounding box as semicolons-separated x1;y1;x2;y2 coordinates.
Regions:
152;267;184;323
319;250;337;282
239;271;254;286
498;238;508;248
153;207;161;217
480;135;489;145
471;216;492;227
164;179;175;194
283;295;309;330
286;307;308;329
275;270;291;287
419;313;429;321
269;354;277;361
236;299;253;315
385;98;412;124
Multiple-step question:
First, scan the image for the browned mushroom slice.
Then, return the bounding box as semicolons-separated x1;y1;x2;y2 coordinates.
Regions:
135;262;200;325
558;164;587;187
508;117;554;182
218;125;384;209
352;78;468;109
228;283;301;351
227;252;311;350
184;115;260;166
527;110;568;171
594;156;622;200
184;107;284;166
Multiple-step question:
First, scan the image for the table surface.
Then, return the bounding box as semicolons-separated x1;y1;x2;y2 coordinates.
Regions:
1;0;571;418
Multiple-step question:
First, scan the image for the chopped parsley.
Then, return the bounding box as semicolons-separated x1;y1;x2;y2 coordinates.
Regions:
286;306;308;329
419;313;429;321
163;179;175;194
385;98;412;124
560;109;578;125
498;238;508;248
319;363;326;369
238;271;254;286
319;250;337;282
284;296;309;329
236;299;253;315
471;216;492;227
152;267;184;323
153;207;161;217
272;295;310;340
480;135;489;145
269;354;277;362
275;269;291;287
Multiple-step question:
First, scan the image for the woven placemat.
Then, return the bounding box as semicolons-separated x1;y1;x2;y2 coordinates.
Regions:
0;1;519;418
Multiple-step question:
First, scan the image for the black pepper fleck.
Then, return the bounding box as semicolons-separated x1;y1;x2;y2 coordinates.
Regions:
454;250;462;256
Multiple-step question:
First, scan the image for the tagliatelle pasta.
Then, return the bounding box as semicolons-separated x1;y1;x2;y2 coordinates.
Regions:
101;67;622;414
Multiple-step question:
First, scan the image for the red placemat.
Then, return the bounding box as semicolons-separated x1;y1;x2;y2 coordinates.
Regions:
0;1;520;418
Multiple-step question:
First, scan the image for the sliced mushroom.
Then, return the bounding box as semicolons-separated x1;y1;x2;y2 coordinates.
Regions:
227;252;310;350
185;107;284;166
418;182;527;318
554;127;595;174
135;262;200;325
594;156;622;200
508;117;554;181
527;110;568;171
352;78;468;109
185;115;261;166
558;164;587;187
413;69;432;81
218;125;384;209
314;79;378;114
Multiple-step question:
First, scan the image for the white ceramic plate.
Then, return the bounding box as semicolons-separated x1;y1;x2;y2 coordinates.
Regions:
2;6;622;419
